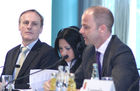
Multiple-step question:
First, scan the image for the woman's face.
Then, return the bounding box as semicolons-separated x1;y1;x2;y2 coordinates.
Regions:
59;39;75;62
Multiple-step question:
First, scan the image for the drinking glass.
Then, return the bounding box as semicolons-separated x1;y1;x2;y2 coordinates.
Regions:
1;75;13;91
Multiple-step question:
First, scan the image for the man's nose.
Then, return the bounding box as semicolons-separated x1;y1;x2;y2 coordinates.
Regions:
27;23;32;30
79;28;83;34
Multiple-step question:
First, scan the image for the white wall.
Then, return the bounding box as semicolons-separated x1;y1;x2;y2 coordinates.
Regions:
0;0;52;74
128;0;136;58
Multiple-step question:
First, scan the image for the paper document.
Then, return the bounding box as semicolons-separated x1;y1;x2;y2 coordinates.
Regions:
29;69;58;91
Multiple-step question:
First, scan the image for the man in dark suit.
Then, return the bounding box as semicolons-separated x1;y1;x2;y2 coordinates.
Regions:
75;6;139;91
1;9;59;89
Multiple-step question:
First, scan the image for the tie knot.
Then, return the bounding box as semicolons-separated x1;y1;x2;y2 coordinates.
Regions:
21;47;28;54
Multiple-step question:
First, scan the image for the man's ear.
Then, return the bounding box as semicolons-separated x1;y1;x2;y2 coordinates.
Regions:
39;27;43;34
99;24;107;33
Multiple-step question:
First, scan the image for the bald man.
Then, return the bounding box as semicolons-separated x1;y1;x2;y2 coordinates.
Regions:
75;6;139;91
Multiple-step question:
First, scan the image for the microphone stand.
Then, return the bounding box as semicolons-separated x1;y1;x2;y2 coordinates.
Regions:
5;55;69;90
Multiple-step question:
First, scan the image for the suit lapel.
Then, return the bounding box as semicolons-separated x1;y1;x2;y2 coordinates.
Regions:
84;46;96;78
3;45;20;75
18;40;42;76
102;35;117;76
12;46;20;72
8;45;20;75
86;55;96;78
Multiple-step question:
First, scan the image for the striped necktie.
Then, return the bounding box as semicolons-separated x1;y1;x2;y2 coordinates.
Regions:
15;47;28;79
96;51;101;79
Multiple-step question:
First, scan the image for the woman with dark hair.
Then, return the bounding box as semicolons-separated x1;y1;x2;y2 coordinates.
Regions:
43;26;85;91
50;26;85;73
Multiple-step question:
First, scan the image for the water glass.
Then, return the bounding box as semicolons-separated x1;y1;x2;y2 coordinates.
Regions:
1;75;13;91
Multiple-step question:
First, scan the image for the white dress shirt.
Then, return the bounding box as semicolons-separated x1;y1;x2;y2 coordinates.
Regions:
96;35;112;68
13;39;38;78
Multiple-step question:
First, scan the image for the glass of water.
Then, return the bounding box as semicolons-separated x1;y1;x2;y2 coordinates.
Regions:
1;75;13;91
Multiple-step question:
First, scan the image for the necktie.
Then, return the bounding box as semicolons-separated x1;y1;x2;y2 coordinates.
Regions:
96;51;101;79
15;47;28;79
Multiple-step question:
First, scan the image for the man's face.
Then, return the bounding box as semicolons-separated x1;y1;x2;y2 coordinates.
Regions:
79;10;100;46
19;11;42;43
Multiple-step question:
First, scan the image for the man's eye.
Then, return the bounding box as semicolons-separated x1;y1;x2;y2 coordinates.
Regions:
83;26;89;29
32;22;38;26
22;21;39;26
23;21;29;25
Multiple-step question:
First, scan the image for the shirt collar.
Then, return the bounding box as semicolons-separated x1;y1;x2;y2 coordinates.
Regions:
66;59;77;68
20;39;38;51
96;35;112;54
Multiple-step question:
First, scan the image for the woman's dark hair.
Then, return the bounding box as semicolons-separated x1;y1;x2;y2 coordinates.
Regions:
55;26;85;59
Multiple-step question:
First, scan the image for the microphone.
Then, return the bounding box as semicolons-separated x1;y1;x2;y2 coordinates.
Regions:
61;55;68;60
5;55;69;88
57;55;68;62
0;65;20;69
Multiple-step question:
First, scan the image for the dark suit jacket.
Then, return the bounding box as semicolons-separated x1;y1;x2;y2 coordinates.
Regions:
48;58;82;73
75;35;139;91
1;40;59;89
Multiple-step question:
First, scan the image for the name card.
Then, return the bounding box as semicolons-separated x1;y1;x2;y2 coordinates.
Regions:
80;79;115;91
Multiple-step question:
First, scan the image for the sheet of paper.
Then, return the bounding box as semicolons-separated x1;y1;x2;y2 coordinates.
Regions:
80;79;115;91
29;69;58;91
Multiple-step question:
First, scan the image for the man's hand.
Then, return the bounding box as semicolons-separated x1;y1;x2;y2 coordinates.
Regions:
0;82;3;91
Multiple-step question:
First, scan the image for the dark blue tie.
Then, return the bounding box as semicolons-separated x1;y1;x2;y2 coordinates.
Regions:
96;51;101;79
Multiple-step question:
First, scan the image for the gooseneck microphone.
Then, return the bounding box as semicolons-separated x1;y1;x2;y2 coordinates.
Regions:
0;65;20;69
61;55;68;61
5;55;69;88
56;55;68;62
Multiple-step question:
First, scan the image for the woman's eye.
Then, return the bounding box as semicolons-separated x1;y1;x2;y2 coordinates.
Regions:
66;47;71;50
